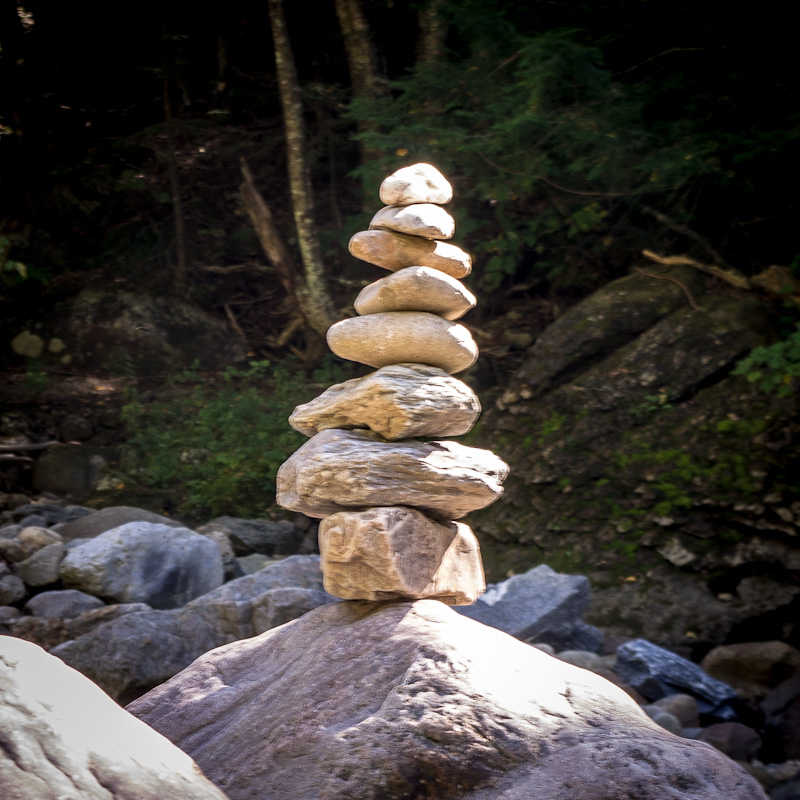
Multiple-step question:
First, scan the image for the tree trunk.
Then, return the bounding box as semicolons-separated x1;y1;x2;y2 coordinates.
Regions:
333;0;388;200
267;0;336;339
417;0;448;66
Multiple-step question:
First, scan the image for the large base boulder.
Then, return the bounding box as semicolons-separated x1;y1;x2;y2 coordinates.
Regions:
0;636;228;800
128;599;764;800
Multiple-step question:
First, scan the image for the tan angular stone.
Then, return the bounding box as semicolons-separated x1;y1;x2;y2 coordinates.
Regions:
379;163;453;206
369;204;455;240
327;312;478;374
319;507;484;605
289;363;481;440
349;230;472;278
276;428;509;520
354;266;476;321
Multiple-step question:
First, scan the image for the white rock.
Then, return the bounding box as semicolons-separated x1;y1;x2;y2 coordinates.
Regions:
289;363;481;440
379;163;453;206
319;507;484;604
354;266;476;320
276;428;509;520
370;203;455;240
349;229;472;277
327;311;478;374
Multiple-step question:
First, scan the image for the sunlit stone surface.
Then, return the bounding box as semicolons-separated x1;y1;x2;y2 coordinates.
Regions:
276;428;509;520
319;507;484;604
369;203;456;240
379;163;452;206
289;364;481;440
349;230;472;277
354;265;476;320
326;311;478;373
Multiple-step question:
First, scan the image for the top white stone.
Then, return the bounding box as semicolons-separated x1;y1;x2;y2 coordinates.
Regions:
379;163;453;206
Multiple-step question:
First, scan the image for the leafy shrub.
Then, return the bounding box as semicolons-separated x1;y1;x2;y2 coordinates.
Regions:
120;358;347;519
732;324;800;397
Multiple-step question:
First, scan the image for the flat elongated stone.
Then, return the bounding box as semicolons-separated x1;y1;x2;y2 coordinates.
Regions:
349;230;472;277
327;312;478;373
319;507;484;604
289;363;480;440
354;266;476;321
379;163;453;206
276;428;509;520
370;204;455;240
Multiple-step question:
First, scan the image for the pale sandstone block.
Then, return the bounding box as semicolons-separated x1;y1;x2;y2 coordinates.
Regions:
276;428;509;520
354;266;476;321
289;363;481;440
369;204;455;240
379;163;453;206
319;507;484;605
349;230;472;277
327;312;478;374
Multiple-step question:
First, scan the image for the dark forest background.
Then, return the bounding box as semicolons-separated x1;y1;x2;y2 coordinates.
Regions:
1;0;799;518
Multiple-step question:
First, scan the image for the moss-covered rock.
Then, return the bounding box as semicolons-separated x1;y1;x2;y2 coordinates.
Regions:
472;268;800;655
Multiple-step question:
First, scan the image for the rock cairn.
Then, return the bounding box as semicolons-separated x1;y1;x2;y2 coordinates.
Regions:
276;163;509;605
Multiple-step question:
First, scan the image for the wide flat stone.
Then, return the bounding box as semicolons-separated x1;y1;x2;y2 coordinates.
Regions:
354;266;476;320
379;163;452;206
319;507;484;604
276;428;509;520
349;230;472;277
289;363;481;440
327;311;478;373
370;203;455;240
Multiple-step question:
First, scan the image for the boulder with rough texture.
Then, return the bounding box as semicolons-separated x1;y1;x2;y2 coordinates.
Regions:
370;203;455;240
0;637;229;800
354;266;476;320
319;507;484;604
195;516;301;556
616;638;738;717
327;311;478;373
349;230;472;277
128;599;766;800
379;163;452;206
700;641;800;699
458;564;601;650
277;428;509;520
14;541;66;586
51;556;333;702
60;521;224;609
289;363;481;440
24;588;105;619
56;505;184;543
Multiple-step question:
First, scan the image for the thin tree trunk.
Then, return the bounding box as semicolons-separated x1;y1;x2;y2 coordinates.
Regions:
417;0;447;66
334;0;387;202
267;0;336;338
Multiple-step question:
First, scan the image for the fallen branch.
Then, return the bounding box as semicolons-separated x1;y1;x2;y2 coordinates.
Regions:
0;440;59;453
634;267;701;311
642;249;750;290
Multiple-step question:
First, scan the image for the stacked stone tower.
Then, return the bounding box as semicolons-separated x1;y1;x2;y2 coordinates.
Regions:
276;164;509;605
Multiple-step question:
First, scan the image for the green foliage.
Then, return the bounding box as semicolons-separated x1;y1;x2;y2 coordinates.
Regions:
348;25;717;293
119;358;344;519
732;324;800;397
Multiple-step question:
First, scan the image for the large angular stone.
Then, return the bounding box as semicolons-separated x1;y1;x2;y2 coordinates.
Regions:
349;230;471;277
289;364;481;440
370;203;455;240
379;163;452;206
354;266;476;320
277;428;509;520
319;507;484;604
128;600;767;800
327;311;478;373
